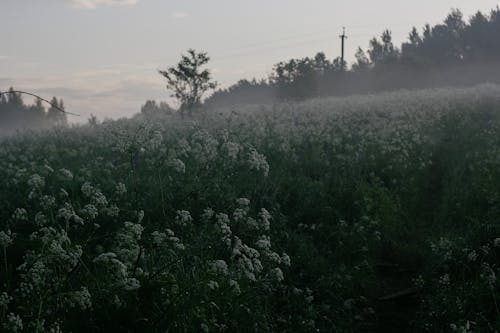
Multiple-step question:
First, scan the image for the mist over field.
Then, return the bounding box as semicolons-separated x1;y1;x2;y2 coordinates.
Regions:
3;2;500;332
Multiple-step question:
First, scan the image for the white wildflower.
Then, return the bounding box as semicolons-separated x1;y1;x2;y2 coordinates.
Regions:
92;190;108;207
209;260;229;276
233;208;246;222
137;210;145;223
60;188;69;199
67;287;92;310
271;267;284;282
80;204;98;220
229;279;241;295
12;208;27;221
3;313;23;332
200;323;210;333
207;280;219;290
224;141;241;159
467;250;477;262
177;138;191;156
42;164;54;174
59;168;74;180
175;210;192;226
169;158;186;173
124;278;141;291
248;148;270;176
57;203;79;224
0;230;14;248
267;251;282;265
216;213;232;247
104;204;120;217
81;182;94;198
258;208;271;231
252;257;263;273
151;231;167;247
115;182;127;195
201;208;214;222
494;238;500;248
281;253;291;266
246;217;259;229
40;195;56;210
0;292;12;309
255;235;272;251
149;131;163;149
236;198;250;207
27;174;45;189
439;274;450;286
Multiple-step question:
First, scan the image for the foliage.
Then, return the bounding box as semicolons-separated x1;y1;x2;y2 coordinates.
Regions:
3;84;500;331
140;100;173;116
204;7;500;107
159;49;217;116
0;88;67;133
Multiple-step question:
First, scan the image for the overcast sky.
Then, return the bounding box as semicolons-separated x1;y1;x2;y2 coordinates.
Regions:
1;0;499;122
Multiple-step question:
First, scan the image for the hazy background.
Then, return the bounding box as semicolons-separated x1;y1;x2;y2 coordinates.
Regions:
1;0;499;121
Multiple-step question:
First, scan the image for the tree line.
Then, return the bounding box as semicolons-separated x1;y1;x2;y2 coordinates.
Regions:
201;7;500;108
0;88;67;132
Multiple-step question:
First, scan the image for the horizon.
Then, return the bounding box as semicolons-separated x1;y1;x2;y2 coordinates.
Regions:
1;0;499;122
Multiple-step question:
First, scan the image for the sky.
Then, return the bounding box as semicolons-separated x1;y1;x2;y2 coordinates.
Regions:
1;0;499;122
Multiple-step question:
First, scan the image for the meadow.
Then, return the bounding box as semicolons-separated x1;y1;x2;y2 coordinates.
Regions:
2;84;500;331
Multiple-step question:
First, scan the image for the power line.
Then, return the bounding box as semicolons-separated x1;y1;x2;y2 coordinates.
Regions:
210;27;412;63
212;34;338;62
210;20;427;56
221;28;336;52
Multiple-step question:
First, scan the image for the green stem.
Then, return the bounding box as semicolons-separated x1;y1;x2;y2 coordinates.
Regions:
492;289;500;321
2;246;8;289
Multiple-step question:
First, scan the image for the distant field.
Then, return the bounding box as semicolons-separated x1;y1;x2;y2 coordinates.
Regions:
2;84;500;332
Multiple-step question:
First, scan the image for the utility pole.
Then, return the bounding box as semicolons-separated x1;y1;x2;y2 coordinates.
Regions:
339;27;347;71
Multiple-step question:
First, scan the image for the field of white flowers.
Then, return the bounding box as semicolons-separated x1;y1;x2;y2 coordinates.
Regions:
2;84;500;332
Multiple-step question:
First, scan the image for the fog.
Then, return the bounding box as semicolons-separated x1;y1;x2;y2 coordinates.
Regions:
4;3;500;332
205;8;500;109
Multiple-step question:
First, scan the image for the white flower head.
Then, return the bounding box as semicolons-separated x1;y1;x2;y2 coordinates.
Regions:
27;174;45;189
229;279;241;295
236;198;250;207
281;253;291;266
0;230;14;248
175;210;192;226
271;267;284;282
12;208;28;221
115;182;127;195
169;159;186;174
59;168;74;181
209;259;229;276
207;280;219;290
248;148;270;176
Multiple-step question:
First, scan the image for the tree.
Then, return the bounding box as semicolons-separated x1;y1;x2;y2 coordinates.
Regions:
352;47;370;71
204;78;275;108
270;57;316;99
368;30;400;68
409;27;422;46
141;100;173;116
158;49;217;116
269;52;338;100
47;97;67;126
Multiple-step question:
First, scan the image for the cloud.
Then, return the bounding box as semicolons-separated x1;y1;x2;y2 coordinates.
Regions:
65;0;139;9
171;11;189;19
